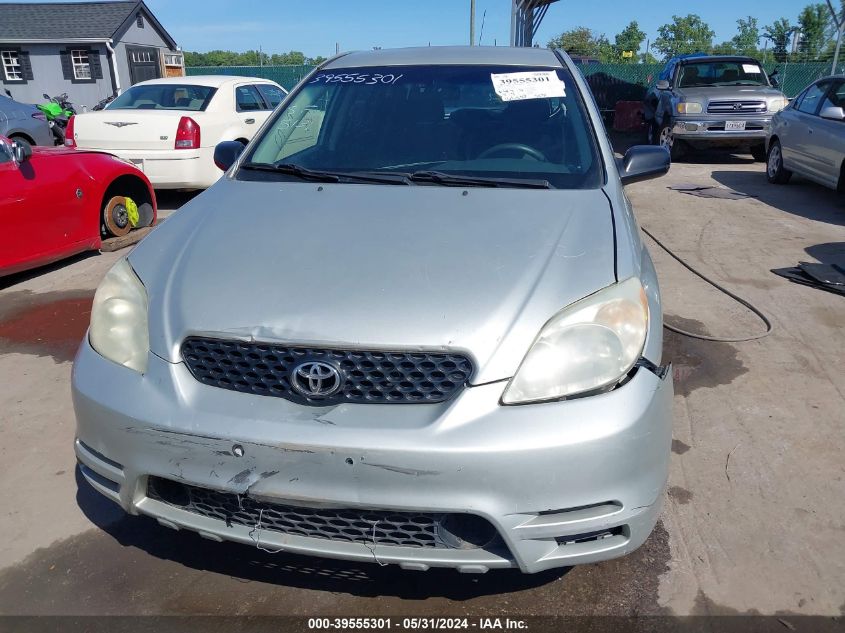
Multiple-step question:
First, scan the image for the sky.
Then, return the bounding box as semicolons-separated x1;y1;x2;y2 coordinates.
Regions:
9;0;805;57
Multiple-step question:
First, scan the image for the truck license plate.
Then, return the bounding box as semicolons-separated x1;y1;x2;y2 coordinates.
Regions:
725;121;746;131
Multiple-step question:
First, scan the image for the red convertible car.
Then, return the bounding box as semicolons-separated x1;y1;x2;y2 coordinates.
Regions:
1;136;156;277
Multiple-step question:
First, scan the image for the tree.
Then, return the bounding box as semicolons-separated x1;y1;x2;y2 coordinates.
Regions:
763;18;795;62
712;41;737;55
613;21;646;63
732;16;760;55
547;27;613;61
797;3;831;60
653;14;716;59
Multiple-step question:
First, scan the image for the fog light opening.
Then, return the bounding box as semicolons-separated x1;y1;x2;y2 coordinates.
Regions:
149;477;190;507
437;514;498;550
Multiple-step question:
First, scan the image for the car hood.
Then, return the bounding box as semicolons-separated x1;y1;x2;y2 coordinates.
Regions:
129;178;617;383
679;85;785;103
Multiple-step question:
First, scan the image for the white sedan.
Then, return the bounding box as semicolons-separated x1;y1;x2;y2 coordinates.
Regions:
67;76;287;189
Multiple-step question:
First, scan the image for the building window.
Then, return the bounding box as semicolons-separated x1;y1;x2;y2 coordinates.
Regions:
71;49;91;80
136;13;144;28
131;50;155;63
1;50;22;81
164;53;182;66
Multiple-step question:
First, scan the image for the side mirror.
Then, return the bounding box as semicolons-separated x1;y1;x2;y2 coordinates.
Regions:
769;70;780;88
42;93;50;100
656;79;670;90
11;139;32;164
820;105;845;121
618;145;670;185
213;140;245;171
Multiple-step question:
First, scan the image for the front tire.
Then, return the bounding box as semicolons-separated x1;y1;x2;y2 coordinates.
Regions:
766;140;792;184
655;119;686;160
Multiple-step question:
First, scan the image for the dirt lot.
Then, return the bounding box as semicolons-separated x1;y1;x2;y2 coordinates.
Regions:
0;151;843;619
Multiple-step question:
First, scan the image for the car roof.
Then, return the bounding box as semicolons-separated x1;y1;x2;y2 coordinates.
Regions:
678;55;761;64
324;46;562;69
132;75;279;88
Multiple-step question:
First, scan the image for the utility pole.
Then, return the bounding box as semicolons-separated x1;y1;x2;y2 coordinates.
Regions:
826;0;844;73
470;0;476;46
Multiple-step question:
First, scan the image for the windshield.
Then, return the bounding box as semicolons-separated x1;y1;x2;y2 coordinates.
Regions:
242;64;602;189
107;84;217;111
678;61;769;87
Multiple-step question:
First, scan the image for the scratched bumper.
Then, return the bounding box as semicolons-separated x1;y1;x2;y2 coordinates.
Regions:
72;339;672;574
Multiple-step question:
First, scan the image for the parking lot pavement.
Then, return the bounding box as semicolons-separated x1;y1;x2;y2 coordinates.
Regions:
0;156;843;616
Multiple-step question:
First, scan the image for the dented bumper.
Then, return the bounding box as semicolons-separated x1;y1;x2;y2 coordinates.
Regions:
72;339;672;574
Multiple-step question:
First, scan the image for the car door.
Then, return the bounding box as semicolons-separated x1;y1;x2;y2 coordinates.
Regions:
0;143;88;273
787;80;829;180
0;138;38;272
234;84;271;138
809;79;845;188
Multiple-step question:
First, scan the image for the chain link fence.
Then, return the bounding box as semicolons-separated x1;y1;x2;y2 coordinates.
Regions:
187;60;834;111
186;65;316;90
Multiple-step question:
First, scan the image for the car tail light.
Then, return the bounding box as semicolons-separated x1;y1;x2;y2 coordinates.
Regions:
32;112;47;121
175;116;200;149
65;115;76;147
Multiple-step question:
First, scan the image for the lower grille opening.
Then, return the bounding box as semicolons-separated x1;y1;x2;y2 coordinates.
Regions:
555;525;628;546
147;476;504;552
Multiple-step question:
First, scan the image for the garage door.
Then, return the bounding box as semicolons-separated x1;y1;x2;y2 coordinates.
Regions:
127;47;161;85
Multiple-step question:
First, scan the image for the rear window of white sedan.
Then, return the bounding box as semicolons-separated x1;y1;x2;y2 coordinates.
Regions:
107;84;217;111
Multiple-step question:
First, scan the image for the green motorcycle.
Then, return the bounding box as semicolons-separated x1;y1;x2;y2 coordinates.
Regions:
36;93;76;145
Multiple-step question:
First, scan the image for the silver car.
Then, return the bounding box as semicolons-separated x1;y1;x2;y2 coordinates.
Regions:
767;75;845;190
72;46;673;574
0;92;53;149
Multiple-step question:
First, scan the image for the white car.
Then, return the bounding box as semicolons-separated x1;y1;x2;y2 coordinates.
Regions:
67;76;287;189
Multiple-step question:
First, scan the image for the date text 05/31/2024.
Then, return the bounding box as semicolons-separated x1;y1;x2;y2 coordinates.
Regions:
307;617;529;630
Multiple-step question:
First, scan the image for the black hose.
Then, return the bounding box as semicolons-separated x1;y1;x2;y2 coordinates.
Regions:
642;226;773;342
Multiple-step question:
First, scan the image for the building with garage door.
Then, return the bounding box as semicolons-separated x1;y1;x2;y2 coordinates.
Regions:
0;1;183;110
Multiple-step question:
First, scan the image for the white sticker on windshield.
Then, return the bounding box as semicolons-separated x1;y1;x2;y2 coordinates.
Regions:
490;71;566;101
742;64;761;74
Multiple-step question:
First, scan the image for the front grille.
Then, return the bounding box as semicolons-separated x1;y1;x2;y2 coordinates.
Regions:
147;477;499;550
181;337;473;405
707;100;767;114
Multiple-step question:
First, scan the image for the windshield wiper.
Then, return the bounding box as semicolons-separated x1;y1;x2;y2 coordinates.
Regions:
407;170;552;189
240;163;411;185
240;162;340;182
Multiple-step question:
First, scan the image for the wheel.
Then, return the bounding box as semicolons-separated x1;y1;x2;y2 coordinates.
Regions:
103;195;132;237
9;135;32;153
750;144;766;162
655;120;686;160
766;140;792;184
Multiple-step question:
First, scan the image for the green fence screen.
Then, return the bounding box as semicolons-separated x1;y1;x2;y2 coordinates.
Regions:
187;61;832;108
186;65;316;91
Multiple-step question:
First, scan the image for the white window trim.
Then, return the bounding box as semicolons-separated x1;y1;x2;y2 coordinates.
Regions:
71;49;92;80
1;50;22;81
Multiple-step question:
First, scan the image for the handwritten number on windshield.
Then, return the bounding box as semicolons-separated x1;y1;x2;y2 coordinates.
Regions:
310;73;404;85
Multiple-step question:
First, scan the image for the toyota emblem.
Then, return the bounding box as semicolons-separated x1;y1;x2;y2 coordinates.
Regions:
290;361;343;398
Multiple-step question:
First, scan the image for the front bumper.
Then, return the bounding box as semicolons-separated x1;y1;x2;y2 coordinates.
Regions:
672;117;771;142
72;339;672;574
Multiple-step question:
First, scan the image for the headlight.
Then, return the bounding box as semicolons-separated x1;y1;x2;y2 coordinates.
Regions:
502;278;649;405
769;98;788;112
676;102;703;114
89;258;149;373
